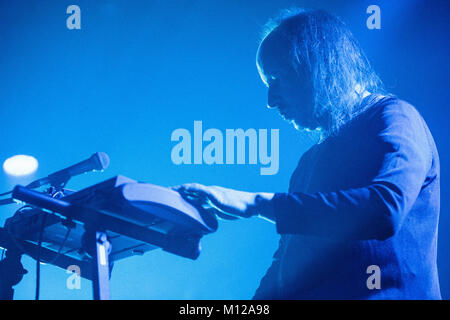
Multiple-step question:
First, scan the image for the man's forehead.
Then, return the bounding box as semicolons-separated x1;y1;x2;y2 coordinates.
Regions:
257;29;292;73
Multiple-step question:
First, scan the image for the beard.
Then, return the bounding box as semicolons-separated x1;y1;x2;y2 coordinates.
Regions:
279;105;319;131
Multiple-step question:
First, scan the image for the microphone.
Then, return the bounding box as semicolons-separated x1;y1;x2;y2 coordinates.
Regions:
26;152;110;188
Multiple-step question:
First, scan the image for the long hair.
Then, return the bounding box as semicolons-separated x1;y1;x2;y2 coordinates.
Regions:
260;8;385;136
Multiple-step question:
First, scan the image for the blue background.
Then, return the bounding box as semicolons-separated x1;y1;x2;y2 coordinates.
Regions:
0;0;449;299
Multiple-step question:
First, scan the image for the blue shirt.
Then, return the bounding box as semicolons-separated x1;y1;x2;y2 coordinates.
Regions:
254;95;441;299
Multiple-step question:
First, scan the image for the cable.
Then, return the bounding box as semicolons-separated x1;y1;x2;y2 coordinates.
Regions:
44;224;72;265
35;211;49;300
5;206;35;255
0;190;12;197
6;206;72;300
35;189;66;300
6;190;71;300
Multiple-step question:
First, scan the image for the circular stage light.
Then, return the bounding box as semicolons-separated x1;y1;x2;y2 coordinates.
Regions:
3;155;39;177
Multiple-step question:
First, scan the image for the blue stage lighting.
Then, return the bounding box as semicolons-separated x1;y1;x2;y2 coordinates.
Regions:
2;155;39;177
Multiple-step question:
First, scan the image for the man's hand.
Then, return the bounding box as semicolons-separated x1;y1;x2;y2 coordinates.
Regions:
171;183;275;221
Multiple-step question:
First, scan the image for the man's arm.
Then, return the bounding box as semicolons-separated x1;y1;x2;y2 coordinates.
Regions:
264;101;431;240
174;101;431;241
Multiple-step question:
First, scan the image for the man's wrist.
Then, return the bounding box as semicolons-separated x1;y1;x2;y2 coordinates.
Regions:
254;192;275;222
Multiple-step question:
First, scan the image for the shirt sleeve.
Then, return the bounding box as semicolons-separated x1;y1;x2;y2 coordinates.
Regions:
272;101;432;240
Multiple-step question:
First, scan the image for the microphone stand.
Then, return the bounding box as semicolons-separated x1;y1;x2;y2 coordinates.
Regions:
0;163;113;300
9;186;114;300
0;184;64;300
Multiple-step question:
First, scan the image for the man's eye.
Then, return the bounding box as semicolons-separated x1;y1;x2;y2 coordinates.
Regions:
268;75;279;85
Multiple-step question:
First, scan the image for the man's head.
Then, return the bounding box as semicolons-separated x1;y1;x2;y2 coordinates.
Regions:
257;8;384;135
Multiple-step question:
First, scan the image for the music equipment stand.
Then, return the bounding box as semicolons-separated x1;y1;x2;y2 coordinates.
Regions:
0;176;217;300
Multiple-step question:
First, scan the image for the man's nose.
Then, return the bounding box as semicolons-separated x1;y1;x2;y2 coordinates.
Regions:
267;88;281;109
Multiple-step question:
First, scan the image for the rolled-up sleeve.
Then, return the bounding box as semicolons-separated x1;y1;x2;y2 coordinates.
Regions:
273;102;431;240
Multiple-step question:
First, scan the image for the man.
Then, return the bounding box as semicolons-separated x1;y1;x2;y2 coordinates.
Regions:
172;9;441;299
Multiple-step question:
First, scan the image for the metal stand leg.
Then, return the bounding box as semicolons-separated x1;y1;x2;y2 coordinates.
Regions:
92;231;111;300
